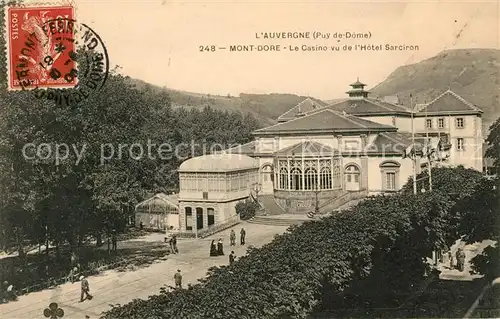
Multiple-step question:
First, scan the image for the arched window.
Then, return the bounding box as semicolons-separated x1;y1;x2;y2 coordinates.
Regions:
291;168;302;190
279;167;288;190
380;161;400;191
320;167;332;190
304;168;317;190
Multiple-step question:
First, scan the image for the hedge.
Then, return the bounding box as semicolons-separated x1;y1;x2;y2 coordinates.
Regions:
103;167;495;319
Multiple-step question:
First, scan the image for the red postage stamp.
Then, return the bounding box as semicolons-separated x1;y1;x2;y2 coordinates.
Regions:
5;5;77;90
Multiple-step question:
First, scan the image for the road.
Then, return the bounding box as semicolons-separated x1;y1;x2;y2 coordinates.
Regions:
0;222;288;319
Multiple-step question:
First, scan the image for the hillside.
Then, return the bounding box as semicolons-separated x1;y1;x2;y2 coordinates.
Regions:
371;49;500;133
127;78;319;126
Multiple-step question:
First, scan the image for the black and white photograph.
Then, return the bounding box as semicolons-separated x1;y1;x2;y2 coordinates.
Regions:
0;0;499;318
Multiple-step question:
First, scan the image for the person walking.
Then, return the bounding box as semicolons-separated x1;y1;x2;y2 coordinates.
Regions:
217;238;224;256
456;248;466;272
448;251;454;270
240;228;246;245
172;234;178;253
229;229;236;246
169;236;176;254
229;251;235;265
210;240;217;257
174;269;182;289
79;276;93;302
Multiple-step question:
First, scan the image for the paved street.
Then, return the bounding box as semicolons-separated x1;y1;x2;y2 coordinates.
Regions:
0;222;288;319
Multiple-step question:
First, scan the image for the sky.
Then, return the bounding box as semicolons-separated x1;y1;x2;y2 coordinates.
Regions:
65;0;500;99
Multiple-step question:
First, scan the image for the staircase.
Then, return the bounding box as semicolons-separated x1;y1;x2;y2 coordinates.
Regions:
247;215;307;226
258;194;285;215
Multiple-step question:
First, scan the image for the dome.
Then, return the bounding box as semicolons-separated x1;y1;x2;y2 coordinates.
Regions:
178;153;259;173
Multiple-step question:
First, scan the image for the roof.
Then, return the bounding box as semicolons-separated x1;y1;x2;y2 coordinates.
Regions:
275;141;340;157
254;109;397;136
368;132;428;155
135;193;179;209
323;98;411;116
415;90;483;115
225;141;257;155
277;98;328;122
350;78;366;87
178;153;259;172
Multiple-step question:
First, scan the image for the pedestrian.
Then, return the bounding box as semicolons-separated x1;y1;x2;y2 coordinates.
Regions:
79;276;93;302
229;251;235;265
169;236;175;254
240;228;246;245
230;229;236;246
111;229;117;252
217;238;224;256
139;221;143;230
210;240;217;257
174;269;182;289
172;234;178;253
448;251;454;269
456;248;466;272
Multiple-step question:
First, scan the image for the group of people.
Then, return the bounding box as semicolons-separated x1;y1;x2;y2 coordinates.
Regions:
448;247;467;272
166;234;179;254
210;228;246;257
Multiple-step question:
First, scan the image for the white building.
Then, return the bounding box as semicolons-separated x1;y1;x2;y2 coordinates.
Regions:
176;79;484;226
177;154;258;234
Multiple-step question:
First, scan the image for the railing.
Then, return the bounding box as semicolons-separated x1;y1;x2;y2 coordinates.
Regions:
319;190;368;213
196;214;241;239
18;257;136;296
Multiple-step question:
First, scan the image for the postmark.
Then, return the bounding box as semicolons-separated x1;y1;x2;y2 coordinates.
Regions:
5;3;109;106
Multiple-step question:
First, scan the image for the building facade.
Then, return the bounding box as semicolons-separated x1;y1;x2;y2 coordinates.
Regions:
135;193;180;231
177;79;483;219
177;154;258;233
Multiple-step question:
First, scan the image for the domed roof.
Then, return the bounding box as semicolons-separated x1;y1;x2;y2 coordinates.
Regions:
178;153;259;173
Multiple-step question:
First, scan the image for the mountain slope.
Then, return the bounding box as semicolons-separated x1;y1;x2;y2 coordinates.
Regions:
370;49;500;133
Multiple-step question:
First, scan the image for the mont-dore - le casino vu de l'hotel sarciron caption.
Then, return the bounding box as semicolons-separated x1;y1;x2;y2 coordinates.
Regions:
199;31;420;53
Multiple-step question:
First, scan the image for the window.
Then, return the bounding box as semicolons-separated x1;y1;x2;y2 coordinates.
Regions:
456;138;464;151
380;161;400;191
456;117;464;128
202;192;208;199
426;119;433;129
438;118;445;129
320;167;332;190
392;117;396;126
185;207;193;231
385;172;396;190
291;168;302;190
304;168;317;190
207;208;215;226
279;167;288;189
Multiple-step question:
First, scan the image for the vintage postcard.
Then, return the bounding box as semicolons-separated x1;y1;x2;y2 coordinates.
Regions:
0;1;498;318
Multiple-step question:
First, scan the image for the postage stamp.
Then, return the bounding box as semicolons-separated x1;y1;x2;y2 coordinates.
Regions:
5;5;77;90
4;2;110;106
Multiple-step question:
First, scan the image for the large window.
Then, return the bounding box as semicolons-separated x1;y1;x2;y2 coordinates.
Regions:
304;168;317;190
279;167;288;189
426;119;433;129
456;117;465;129
345;165;360;183
320;167;332;190
291;168;302;190
385;172;396;190
207;208;215;226
185;207;193;231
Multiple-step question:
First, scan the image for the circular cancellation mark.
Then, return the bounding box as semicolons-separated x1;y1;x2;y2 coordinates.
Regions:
15;17;109;107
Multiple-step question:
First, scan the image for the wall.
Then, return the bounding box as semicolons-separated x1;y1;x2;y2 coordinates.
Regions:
178;199;245;232
365;157;414;193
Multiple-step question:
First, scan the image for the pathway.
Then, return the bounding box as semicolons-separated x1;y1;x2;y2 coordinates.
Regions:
0;222;288;319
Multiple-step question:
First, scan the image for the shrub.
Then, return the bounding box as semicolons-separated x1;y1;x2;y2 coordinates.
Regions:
235;201;259;220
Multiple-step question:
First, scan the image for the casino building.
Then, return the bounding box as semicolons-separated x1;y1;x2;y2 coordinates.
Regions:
176;79;484;233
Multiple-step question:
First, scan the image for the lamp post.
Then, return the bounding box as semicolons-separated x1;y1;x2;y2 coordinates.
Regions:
253;183;262;202
313;183;320;215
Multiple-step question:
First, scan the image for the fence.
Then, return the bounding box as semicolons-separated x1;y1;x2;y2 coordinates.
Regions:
19;257;136;296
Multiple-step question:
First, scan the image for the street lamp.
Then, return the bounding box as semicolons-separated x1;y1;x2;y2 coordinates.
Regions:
253;183;262;201
313;183;320;215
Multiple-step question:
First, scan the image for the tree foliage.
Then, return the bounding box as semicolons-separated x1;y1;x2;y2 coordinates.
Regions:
103;167;496;319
